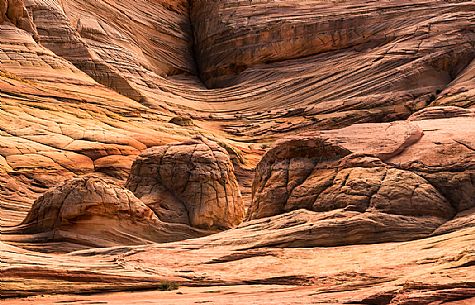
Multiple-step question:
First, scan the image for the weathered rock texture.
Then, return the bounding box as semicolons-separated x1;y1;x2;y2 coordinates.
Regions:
191;0;475;102
126;137;244;230
1;0;475;303
0;0;37;36
14;176;204;247
1;0;474;230
247;107;475;245
1;226;474;303
7;137;245;247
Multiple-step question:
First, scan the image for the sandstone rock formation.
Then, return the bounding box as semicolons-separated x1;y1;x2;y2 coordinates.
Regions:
2;226;474;303
7;137;245;247
15;176;204;247
246;107;474;245
1;0;475;303
0;0;37;36
1;1;474;227
126;136;244;230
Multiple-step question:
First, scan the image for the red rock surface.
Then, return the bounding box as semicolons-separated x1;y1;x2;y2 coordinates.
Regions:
9;176;206;247
1;0;474;303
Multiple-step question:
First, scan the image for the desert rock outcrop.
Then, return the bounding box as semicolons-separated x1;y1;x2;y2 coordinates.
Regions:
1;0;475;303
10;136;247;246
126;137;245;230
247;107;474;245
2;225;474;303
191;0;475;92
15;176;204;247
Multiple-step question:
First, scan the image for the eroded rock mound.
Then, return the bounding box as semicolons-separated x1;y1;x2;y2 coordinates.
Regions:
247;137;352;219
9;137;246;248
246;108;475;245
126;136;245;230
18;176;203;247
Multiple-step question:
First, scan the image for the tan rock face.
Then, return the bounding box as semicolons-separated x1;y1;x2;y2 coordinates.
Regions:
247;109;474;245
22;0;195;102
248;138;351;219
6;0;24;23
0;0;7;23
21;176;154;231
191;0;475;89
2;224;474;303
127;137;244;230
13;137;246;246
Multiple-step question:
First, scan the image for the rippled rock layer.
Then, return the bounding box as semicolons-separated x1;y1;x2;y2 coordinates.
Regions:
1;0;474;303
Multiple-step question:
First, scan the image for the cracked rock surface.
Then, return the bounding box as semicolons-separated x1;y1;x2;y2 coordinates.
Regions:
247;108;475;245
126;136;244;230
6;137;245;247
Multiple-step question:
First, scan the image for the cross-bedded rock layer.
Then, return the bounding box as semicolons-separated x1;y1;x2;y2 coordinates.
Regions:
8;137;244;247
16;176;204;247
1;0;475;303
7;107;474;250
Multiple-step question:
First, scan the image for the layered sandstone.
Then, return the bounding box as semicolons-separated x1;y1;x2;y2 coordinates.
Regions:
14;176;204;247
1;0;475;303
5;138;244;247
8;109;472;250
2;226;474;303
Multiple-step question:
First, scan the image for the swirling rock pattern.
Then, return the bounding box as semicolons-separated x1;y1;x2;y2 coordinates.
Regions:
15;176;204;247
0;0;474;303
